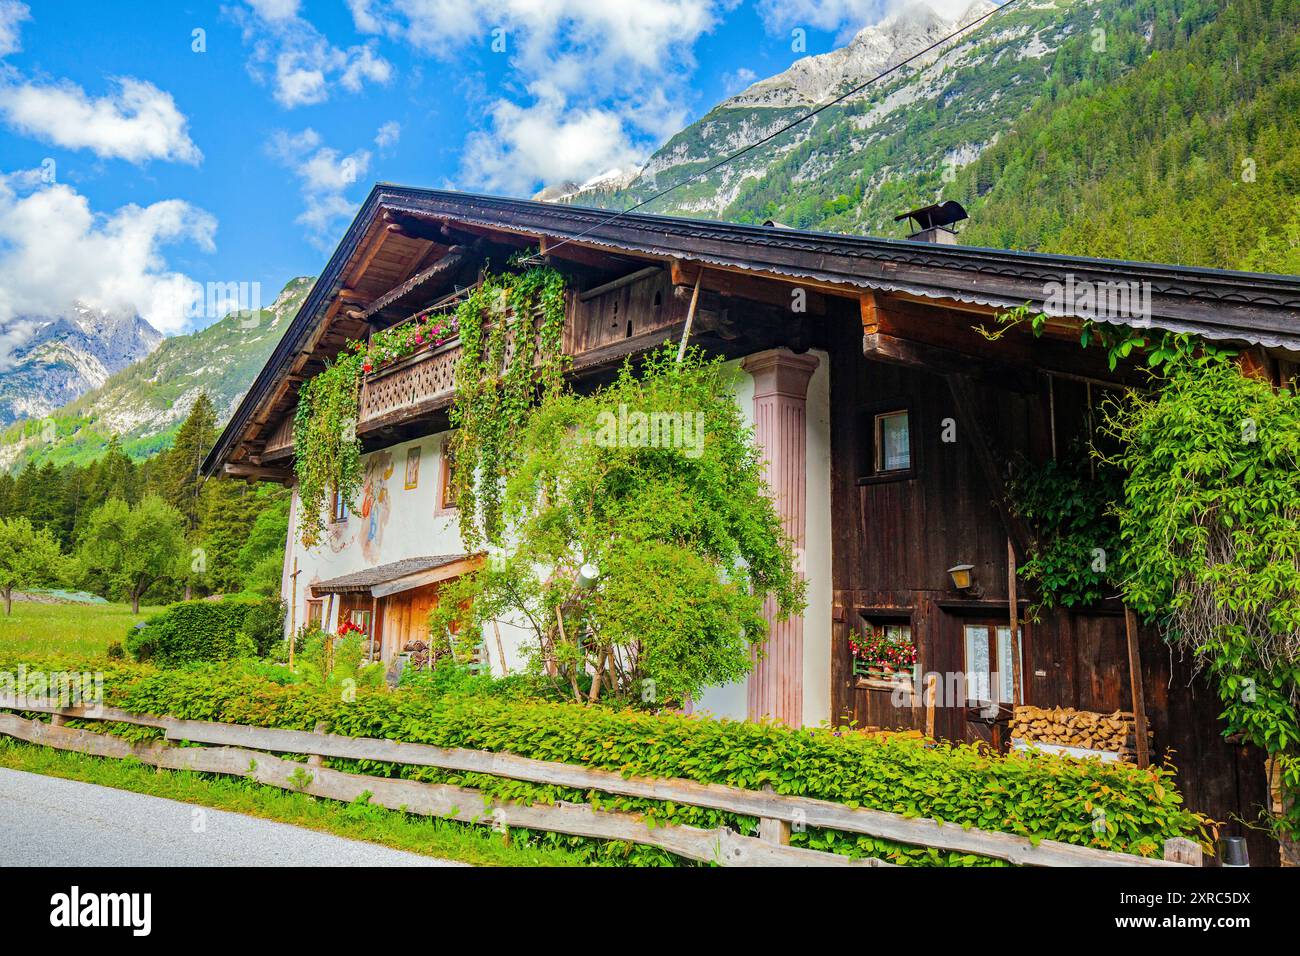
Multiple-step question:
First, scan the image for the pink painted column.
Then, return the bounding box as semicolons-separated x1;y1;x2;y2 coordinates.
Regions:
741;348;818;725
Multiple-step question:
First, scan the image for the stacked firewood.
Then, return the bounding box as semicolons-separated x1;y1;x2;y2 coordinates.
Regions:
1010;705;1148;755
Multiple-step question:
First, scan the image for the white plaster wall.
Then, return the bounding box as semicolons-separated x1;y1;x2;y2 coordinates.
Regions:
282;432;534;675
801;349;833;729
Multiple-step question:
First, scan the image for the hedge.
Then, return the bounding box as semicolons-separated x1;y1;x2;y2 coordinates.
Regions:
126;599;285;666
0;655;1209;866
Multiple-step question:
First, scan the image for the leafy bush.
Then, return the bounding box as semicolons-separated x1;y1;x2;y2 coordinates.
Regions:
126;598;284;666
10;655;1207;866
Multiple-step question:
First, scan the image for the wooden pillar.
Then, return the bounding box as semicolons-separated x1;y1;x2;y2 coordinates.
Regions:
741;349;819;725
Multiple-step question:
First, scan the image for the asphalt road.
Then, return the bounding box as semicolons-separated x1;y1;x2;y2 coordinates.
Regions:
0;769;463;867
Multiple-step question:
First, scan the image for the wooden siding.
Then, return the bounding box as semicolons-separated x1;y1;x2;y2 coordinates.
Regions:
824;301;1277;865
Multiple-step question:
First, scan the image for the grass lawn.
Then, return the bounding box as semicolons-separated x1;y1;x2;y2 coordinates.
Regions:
0;598;589;866
0;599;159;657
0;738;584;867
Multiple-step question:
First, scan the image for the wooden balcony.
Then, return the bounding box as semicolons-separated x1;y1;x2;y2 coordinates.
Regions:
262;267;709;461
357;337;461;433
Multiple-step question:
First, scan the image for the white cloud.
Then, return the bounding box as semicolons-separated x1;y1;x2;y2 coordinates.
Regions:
0;77;202;164
374;120;400;149
756;0;981;37
349;0;722;194
246;0;300;20
0;0;30;58
0;172;217;349
722;67;758;95
462;99;645;196
237;2;393;108
270;128;371;245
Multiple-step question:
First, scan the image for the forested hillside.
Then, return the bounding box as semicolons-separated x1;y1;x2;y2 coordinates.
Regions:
0;394;288;602
0;276;313;471
956;0;1300;271
578;0;1299;274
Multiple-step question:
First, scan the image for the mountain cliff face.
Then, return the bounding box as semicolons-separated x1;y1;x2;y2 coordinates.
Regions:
0;307;163;426
0;277;314;470
556;0;1300;275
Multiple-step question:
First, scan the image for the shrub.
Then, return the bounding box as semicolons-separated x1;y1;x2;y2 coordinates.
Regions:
126;598;285;666
9;654;1208;866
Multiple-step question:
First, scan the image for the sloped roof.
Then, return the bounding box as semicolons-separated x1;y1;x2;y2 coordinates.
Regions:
204;185;1300;477
312;554;469;595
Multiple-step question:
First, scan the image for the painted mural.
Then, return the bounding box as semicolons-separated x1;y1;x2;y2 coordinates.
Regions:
359;450;394;563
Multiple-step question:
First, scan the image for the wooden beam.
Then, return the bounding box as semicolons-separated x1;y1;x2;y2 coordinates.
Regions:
579;265;663;301
944;373;1034;557
223;462;292;482
1124;607;1151;769
860;291;881;335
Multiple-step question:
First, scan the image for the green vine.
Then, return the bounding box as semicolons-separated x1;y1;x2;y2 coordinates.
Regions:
293;350;363;547
1006;451;1123;618
448;263;568;548
982;302;1298;840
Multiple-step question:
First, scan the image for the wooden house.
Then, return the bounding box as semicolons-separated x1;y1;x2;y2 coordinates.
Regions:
204;186;1300;863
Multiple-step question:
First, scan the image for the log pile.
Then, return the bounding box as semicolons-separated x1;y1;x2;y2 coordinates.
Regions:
1011;705;1150;756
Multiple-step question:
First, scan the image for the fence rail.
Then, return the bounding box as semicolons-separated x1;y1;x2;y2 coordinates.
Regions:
0;696;1199;868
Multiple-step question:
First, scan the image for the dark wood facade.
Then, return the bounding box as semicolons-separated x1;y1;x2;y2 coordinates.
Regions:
824;300;1278;865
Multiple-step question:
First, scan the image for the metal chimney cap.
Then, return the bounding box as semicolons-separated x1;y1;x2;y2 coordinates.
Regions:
894;200;969;232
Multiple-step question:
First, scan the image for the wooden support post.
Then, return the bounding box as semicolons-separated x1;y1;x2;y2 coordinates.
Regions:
492;619;507;679
759;785;792;846
1124;607;1151;769
676;269;703;363
288;558;300;672
924;673;938;740
1163;837;1203;866
1007;538;1022;708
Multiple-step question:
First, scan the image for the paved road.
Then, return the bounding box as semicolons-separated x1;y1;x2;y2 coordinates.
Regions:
0;769;463;867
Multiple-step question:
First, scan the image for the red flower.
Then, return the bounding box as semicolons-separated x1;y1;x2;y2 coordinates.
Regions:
362;362;373;373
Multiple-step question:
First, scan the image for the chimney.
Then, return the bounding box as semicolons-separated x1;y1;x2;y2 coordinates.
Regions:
895;200;968;244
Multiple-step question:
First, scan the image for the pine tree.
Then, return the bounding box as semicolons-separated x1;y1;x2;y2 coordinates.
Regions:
163;393;217;530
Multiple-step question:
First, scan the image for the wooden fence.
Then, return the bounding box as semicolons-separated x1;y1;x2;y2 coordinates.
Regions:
0;695;1202;868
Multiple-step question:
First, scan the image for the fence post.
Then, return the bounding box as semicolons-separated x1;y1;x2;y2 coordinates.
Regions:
1163;837;1203;866
759;785;791;845
307;722;327;768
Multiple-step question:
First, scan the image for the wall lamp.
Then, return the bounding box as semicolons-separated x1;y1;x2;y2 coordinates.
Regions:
947;564;980;596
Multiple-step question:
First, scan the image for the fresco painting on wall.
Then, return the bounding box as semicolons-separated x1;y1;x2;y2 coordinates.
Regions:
360;451;394;563
405;446;421;490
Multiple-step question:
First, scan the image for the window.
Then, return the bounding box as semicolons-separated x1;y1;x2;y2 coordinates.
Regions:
850;617;917;687
437;445;457;512
306;599;323;628
874;410;911;473
963;623;1023;706
331;486;348;523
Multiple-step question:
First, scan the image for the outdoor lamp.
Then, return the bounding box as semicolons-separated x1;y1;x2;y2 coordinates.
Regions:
947;564;976;591
576;563;601;589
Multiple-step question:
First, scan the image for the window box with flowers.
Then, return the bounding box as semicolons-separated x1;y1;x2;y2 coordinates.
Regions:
850;622;918;690
356;310;461;375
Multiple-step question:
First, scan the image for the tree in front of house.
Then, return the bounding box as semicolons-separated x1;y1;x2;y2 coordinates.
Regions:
78;496;186;612
0;516;66;614
431;346;804;706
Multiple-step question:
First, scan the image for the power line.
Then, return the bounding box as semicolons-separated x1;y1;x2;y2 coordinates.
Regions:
534;0;1021;260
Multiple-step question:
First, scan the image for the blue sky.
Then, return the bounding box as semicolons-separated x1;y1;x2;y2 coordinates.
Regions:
0;0;924;345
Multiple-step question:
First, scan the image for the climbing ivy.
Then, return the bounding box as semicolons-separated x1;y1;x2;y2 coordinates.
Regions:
985;303;1298;839
1006;452;1123;618
1107;353;1300;840
293;351;363;548
447;263;568;548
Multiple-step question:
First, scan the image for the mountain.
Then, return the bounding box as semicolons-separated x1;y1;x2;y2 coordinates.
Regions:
0;277;314;471
562;0;1300;274
0;307;163;427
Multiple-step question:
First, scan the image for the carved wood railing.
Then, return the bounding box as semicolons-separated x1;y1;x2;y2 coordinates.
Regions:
357;338;461;431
